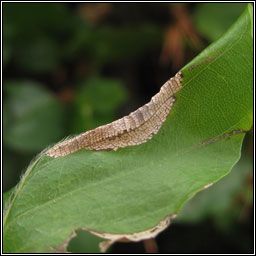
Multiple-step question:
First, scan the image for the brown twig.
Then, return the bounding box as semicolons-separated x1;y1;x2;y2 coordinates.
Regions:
143;238;159;253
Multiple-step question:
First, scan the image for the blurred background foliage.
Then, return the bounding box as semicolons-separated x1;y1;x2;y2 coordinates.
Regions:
3;2;253;254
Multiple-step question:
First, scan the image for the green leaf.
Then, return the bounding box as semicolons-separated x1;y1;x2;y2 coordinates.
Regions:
193;3;247;42
176;154;253;228
67;230;104;253
3;3;77;38
3;188;15;209
3;42;11;66
3;81;66;152
3;5;252;253
71;77;127;134
13;36;60;73
66;24;163;64
3;3;79;72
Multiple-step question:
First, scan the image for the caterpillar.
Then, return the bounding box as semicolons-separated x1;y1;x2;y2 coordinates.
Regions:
46;71;182;158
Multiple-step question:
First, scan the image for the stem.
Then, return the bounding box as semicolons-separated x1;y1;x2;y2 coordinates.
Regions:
143;238;159;253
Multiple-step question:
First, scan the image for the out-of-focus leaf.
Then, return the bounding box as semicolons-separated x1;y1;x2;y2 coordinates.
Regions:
193;3;247;42
67;230;104;253
3;3;77;38
71;77;127;133
13;36;59;73
66;25;163;64
3;43;11;66
3;3;81;72
3;81;66;152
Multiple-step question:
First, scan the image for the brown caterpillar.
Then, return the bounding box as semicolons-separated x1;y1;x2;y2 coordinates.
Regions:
45;71;182;158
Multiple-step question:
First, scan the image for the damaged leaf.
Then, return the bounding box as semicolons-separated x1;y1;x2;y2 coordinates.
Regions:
45;72;182;157
3;4;252;253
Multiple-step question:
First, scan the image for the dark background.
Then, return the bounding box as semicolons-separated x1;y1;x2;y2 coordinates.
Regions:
3;2;253;253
